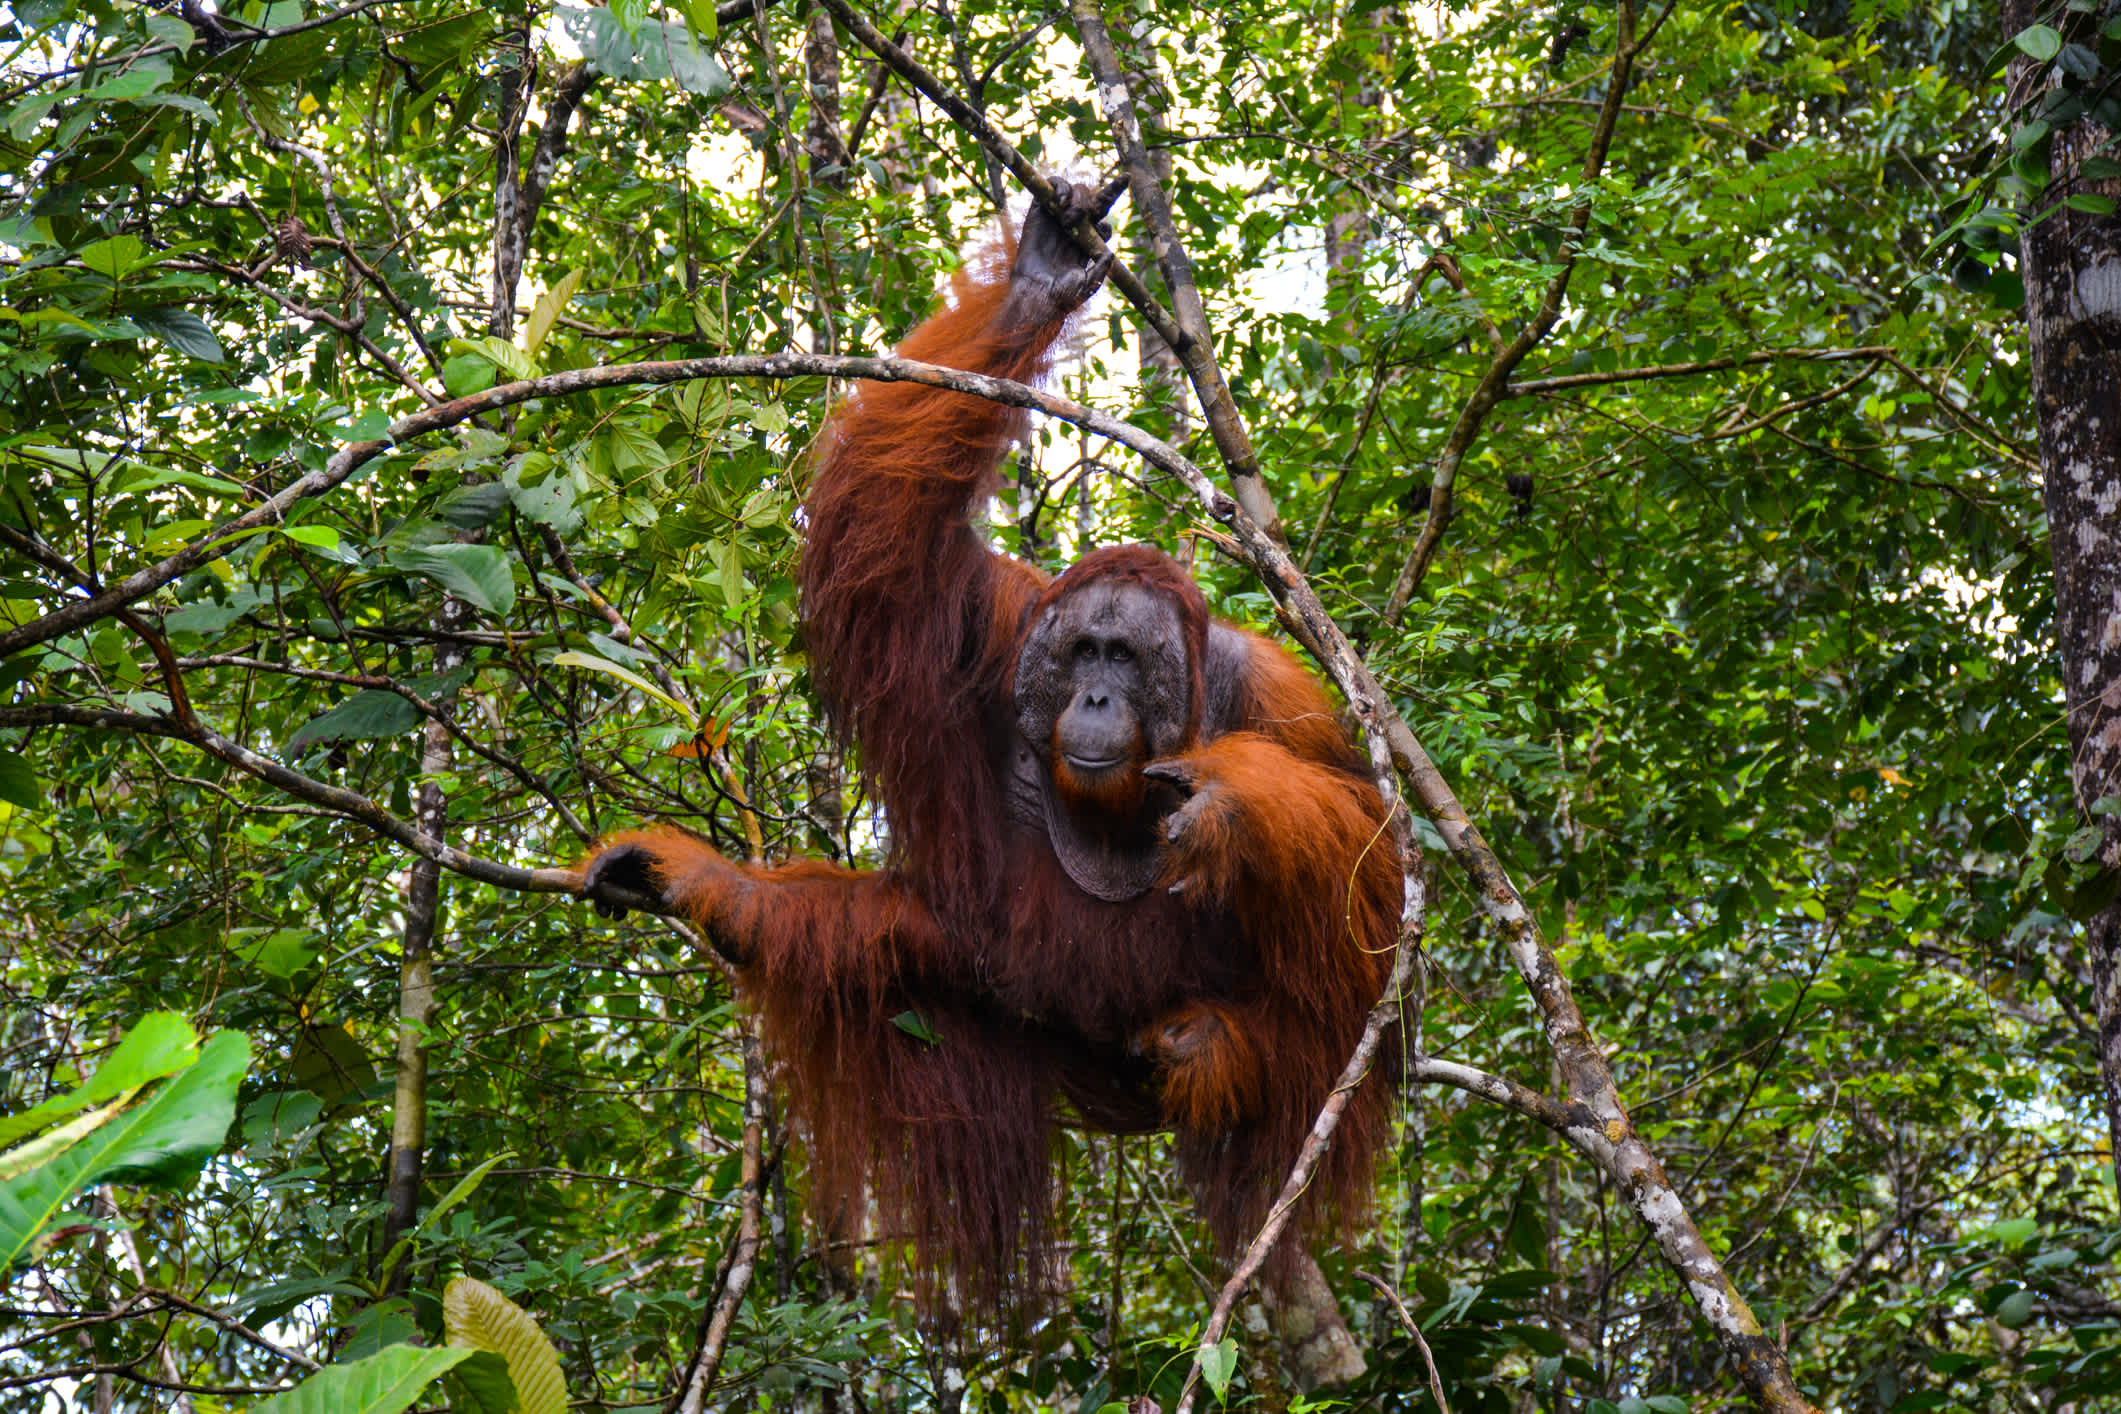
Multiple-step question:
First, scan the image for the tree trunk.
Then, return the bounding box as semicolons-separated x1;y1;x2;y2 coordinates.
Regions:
381;607;467;1291
805;4;850;187
1115;16;1189;441
2008;2;2121;1196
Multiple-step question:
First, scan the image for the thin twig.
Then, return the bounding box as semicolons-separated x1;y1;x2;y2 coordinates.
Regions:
1381;0;1655;623
1172;881;1424;1414
1354;1270;1451;1414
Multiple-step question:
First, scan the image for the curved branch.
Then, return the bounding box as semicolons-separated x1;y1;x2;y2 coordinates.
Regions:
1380;0;1655;625
0;702;650;911
1174;878;1426;1414
0;350;1220;663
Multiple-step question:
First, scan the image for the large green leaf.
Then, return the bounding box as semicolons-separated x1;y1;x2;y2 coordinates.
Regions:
0;1029;248;1268
0;748;39;811
131;306;226;363
0;1011;199;1149
389;544;518;617
248;1344;476;1414
284;689;423;755
443;1277;569;1414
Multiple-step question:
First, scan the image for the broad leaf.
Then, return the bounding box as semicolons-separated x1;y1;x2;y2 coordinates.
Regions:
0;1030;248;1268
0;748;38;811
1198;1336;1238;1399
0;1012;199;1149
2013;23;2063;62
443;1277;570;1414
390;543;517;617
285;689;422;755
249;1345;476;1414
131;306;226;363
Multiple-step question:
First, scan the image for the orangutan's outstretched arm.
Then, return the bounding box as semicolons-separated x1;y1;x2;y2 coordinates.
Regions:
578;825;952;979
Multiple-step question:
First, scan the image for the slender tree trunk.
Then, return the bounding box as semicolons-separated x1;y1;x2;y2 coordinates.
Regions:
1115;16;1189;440
382;604;468;1291
1320;8;1384;354
382;43;594;1280
2007;1;2121;1196
805;4;850;187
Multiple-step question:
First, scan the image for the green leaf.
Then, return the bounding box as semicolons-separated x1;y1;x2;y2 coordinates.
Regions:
1198;1337;1238;1399
717;536;748;609
0;748;39;810
1989;1217;2040;1247
457;335;535;382
891;1010;941;1045
131;306;226;362
1994;1288;2036;1329
280;524;341;552
249;1345;477;1414
290;1023;379;1107
391;543;517;617
509;469;583;533
2056;42;2102;82
0;1030;248;1268
164;589;267;637
146;13;196;51
4;92;64;142
79;234;147;281
444;1277;571;1414
87;57;173;101
524;268;583;357
552;649;696;725
245;928;320;980
2065;193;2117;215
2013;23;2063;61
285;689;422;755
443;1350;520;1414
442;353;498;397
0;1012;199;1150
128;92;220;124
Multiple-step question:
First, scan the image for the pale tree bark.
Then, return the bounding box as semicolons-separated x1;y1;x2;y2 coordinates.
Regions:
380;609;465;1292
1114;16;1189;441
1320;9;1388;347
671;1027;770;1414
2006;0;2121;1195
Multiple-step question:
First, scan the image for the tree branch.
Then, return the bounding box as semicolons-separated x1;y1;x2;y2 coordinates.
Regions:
1381;0;1652;625
1068;0;1279;535
808;0;1189;359
1174;880;1425;1414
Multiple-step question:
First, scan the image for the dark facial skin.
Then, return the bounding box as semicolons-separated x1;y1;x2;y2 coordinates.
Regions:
1054;602;1146;773
1017;580;1191;812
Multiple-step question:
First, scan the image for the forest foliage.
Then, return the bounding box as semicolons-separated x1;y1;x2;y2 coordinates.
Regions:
1;0;2115;1410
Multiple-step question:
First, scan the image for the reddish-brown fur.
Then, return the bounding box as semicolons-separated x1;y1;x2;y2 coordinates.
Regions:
586;244;1400;1311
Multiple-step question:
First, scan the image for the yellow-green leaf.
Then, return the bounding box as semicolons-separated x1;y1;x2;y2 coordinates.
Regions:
524;269;583;358
443;1277;569;1414
551;650;696;726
